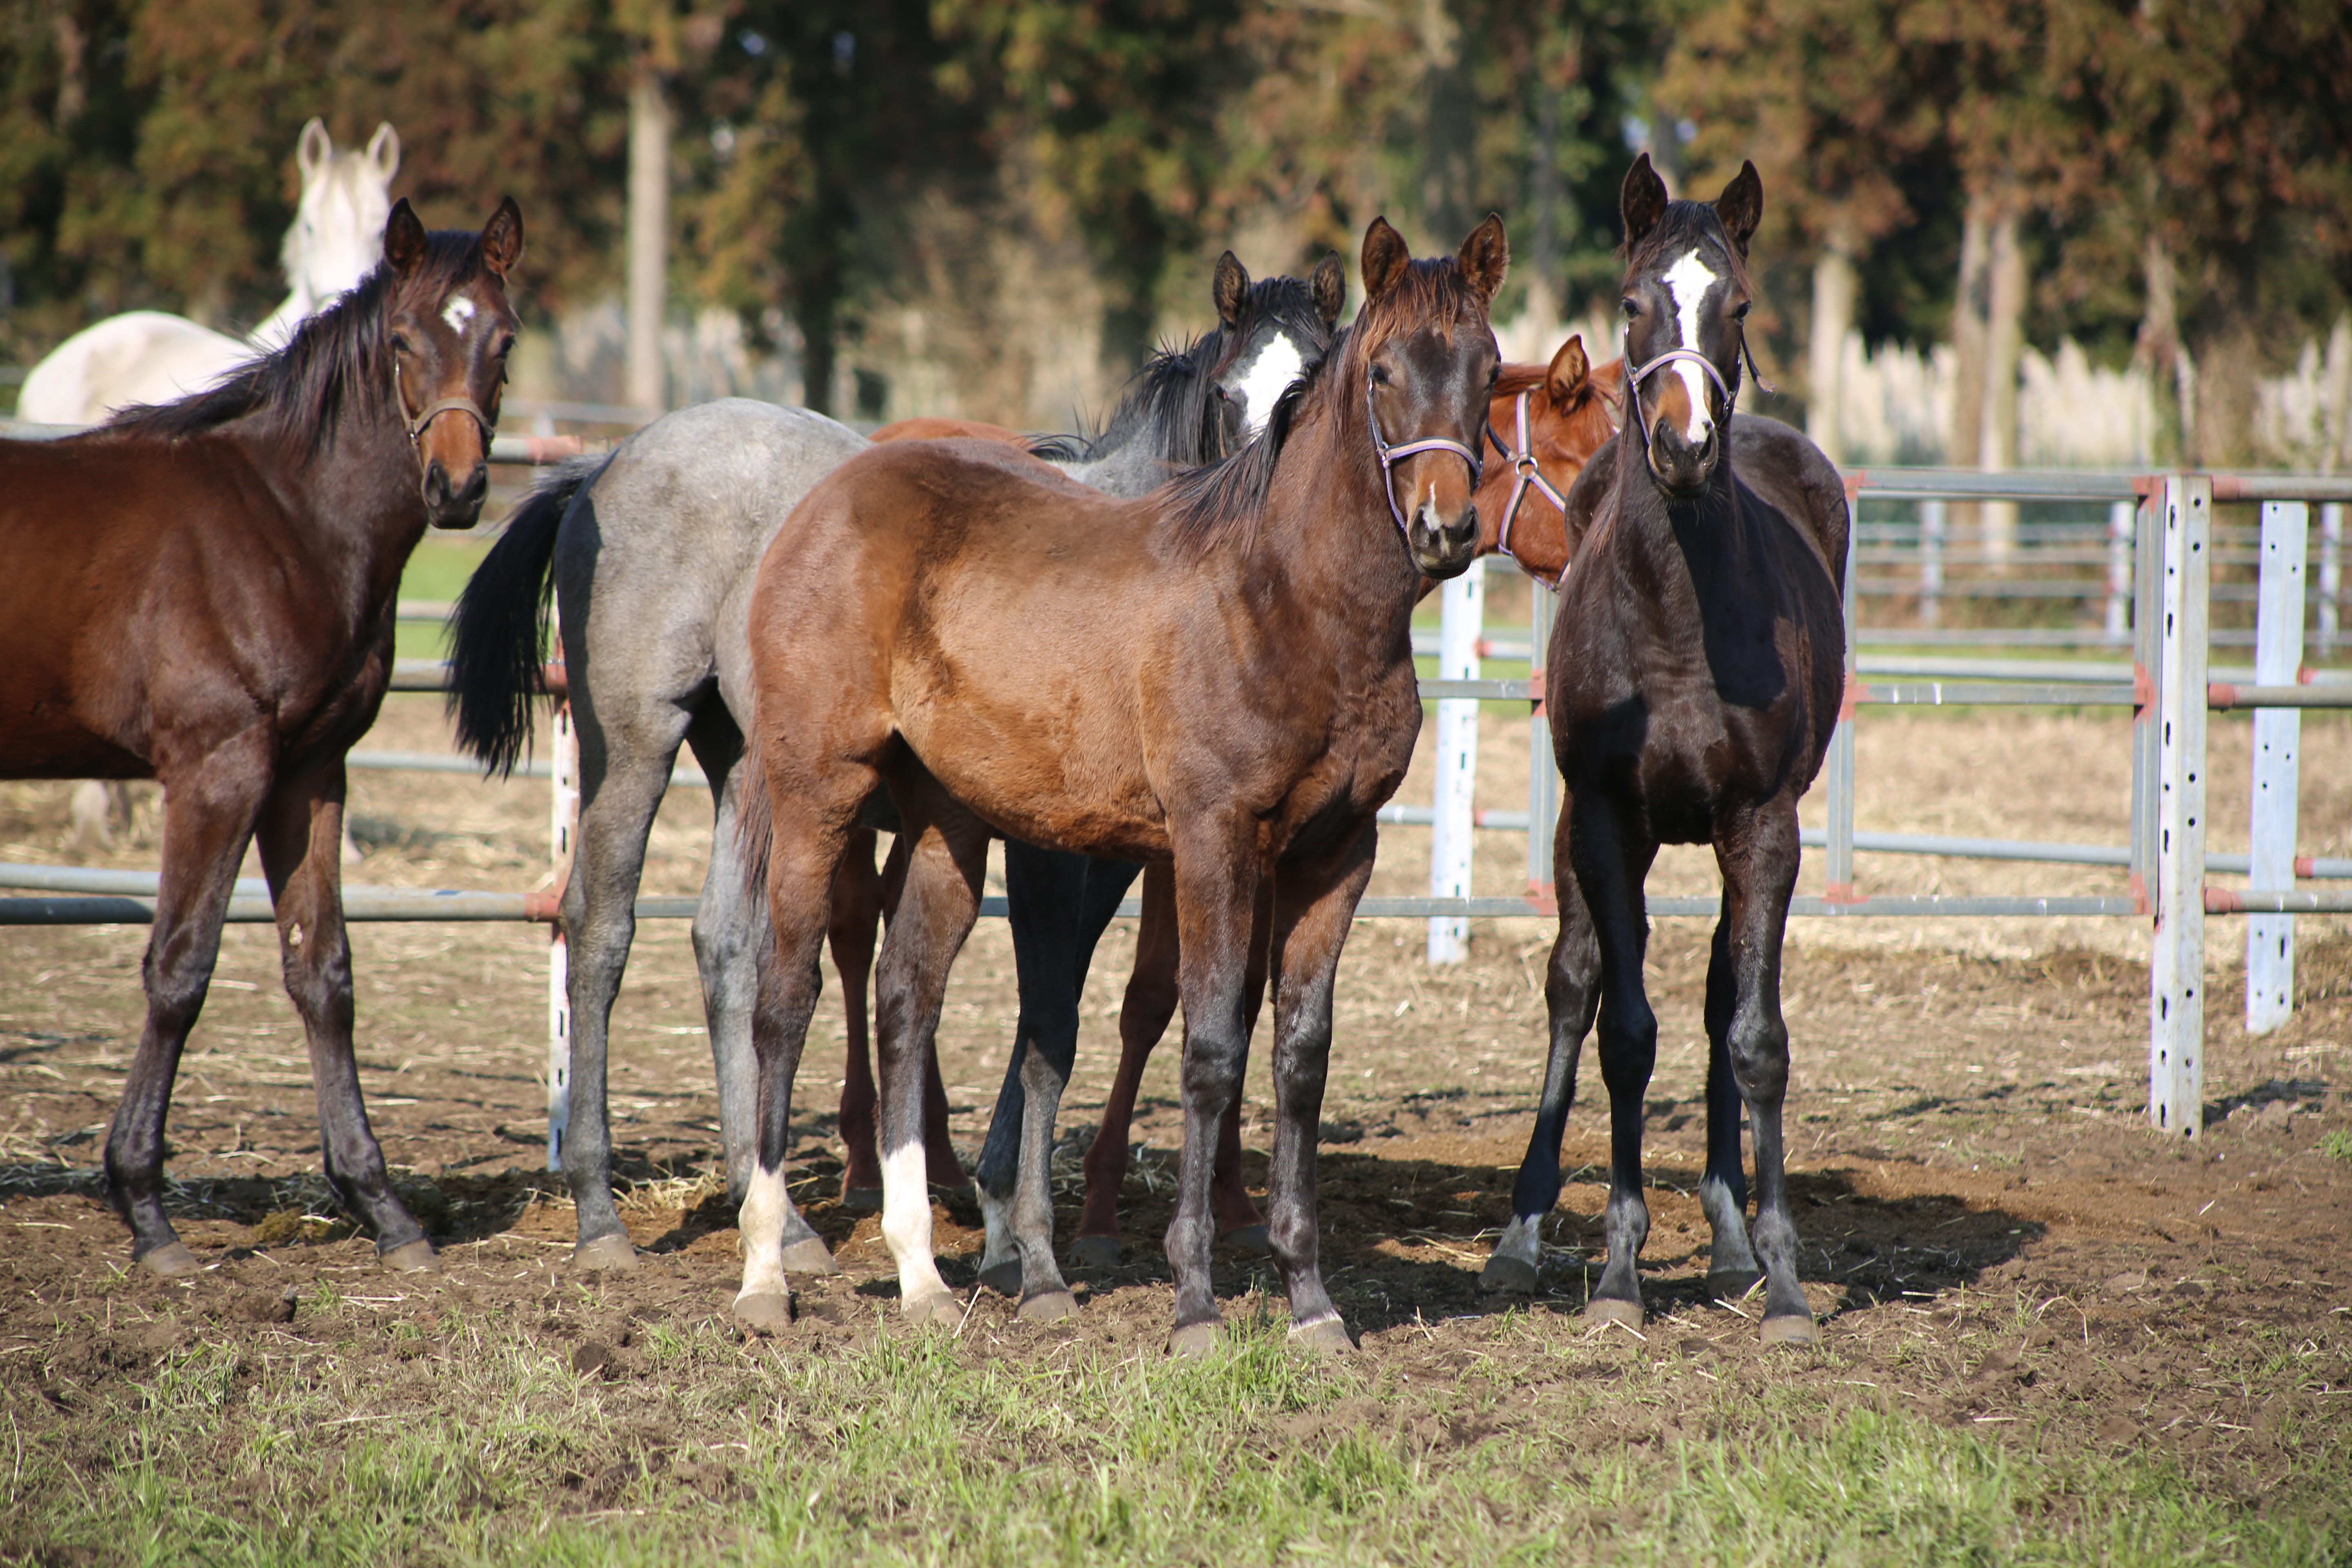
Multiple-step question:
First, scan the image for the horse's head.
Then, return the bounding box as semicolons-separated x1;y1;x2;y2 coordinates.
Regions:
1478;334;1622;581
1355;214;1506;580
1207;250;1345;445
288;120;400;311
1617;152;1761;499
381;196;523;530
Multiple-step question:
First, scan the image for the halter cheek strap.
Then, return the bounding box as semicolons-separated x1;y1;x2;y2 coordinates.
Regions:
1622;331;1775;456
392;359;494;446
1367;379;1483;540
1483;389;1574;591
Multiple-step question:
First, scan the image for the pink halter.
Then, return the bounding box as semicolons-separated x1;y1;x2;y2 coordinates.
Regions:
1367;379;1483;539
1483;389;1574;590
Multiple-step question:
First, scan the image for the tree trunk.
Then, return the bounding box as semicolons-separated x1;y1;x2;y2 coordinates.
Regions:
1418;0;1474;247
2190;310;2260;469
1946;195;1993;557
1980;210;2026;568
626;71;672;414
2135;234;2185;463
1807;224;1857;465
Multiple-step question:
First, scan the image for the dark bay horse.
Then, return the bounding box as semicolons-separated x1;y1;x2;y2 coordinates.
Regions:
0;198;524;1276
1479;155;1847;1345
733;216;1508;1351
1046;331;1624;1272
445;255;1337;1270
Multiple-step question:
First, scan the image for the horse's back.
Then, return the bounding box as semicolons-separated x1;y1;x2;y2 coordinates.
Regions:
1727;414;1848;590
17;314;247;425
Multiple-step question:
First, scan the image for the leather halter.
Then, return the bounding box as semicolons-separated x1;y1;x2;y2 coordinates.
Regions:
391;356;494;447
1367;379;1483;540
1622;330;1775;457
1483;388;1574;590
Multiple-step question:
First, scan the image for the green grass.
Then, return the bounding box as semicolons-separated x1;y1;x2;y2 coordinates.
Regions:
394;535;494;662
2319;1129;2352;1163
10;1304;2346;1567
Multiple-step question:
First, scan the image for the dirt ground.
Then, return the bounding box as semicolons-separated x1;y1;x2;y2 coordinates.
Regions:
2;695;2349;1530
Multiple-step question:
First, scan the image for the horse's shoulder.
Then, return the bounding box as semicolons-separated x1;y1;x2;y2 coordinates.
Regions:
1728;415;1848;588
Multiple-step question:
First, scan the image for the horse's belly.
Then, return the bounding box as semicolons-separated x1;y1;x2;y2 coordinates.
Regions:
894;697;1165;860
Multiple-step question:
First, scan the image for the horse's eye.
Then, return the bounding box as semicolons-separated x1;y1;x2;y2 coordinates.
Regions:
1621;299;1640;319
1731;301;1751;321
494;335;517;360
390;332;414;355
1370;364;1390;385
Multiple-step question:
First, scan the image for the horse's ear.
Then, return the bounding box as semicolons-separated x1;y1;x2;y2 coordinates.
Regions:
479;197;524;279
1212;251;1249;331
1621;151;1669;248
383;198;426;276
1310;252;1345;327
1457;213;1508;304
1361;217;1410;301
1715;160;1762;257
1545;334;1590;405
365;122;401;181
297;118;332;182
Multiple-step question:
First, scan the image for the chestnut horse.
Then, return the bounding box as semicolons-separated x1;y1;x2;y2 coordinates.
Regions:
734;216;1506;1352
0;198;523;1275
1033;332;1624;1275
1479;155;1847;1345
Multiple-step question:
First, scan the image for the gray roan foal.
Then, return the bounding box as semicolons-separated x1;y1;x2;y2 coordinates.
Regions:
446;256;1341;1274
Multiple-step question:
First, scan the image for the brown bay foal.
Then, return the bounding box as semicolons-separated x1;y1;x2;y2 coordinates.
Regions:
1481;156;1848;1344
0;199;523;1275
735;216;1509;1352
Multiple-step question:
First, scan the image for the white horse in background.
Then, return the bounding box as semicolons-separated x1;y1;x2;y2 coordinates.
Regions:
27;120;397;858
17;120;399;425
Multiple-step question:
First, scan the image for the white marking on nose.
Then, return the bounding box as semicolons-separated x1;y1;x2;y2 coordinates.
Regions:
441;296;476;334
1659;247;1721;445
1229;333;1307;437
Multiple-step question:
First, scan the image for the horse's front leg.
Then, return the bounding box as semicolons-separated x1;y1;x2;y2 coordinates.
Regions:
255;757;432;1270
1260;824;1379;1350
1483;788;1602;1294
1163;817;1261;1356
1699;912;1762;1300
1572;793;1661;1333
1714;797;1816;1343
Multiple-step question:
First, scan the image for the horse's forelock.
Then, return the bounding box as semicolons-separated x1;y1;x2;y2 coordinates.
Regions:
1620;201;1750;299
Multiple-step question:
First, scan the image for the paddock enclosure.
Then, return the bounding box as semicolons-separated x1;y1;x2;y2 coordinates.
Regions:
4;484;2351;1553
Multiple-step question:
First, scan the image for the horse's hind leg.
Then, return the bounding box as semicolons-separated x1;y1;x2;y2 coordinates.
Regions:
1483;808;1601;1294
735;767;870;1332
1715;800;1815;1344
254;758;430;1269
105;735;274;1275
869;771;988;1324
830;827;887;1207
1573;797;1661;1333
1699;913;1762;1300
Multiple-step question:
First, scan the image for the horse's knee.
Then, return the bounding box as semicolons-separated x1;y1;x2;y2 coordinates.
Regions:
1596;1000;1657;1090
1727;1017;1789;1102
278;935;354;1029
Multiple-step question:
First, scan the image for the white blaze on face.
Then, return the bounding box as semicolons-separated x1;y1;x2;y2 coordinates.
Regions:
442;296;477;336
1659;247;1722;444
1227;332;1307;437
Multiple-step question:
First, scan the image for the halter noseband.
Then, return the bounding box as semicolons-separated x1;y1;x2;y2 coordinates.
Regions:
1621;330;1775;457
1367;378;1483;541
391;357;494;447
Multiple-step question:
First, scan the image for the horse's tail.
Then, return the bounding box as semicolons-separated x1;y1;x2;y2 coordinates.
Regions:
732;731;775;892
445;453;612;776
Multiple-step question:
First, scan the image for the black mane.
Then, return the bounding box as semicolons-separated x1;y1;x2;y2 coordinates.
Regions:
100;229;488;459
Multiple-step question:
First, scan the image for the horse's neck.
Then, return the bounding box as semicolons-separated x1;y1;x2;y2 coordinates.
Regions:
256;414;430;615
1606;454;1744;619
1258;396;1422;639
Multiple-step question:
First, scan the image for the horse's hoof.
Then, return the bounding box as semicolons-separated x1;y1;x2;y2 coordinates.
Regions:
840;1185;883;1213
1216;1223;1272;1255
572;1234;637;1272
780;1236;841;1276
1479;1254;1540;1295
1290;1316;1352;1354
1067;1234;1123;1271
1761;1312;1820;1347
734;1292;793;1335
977;1258;1023;1298
381;1239;440;1274
1582;1297;1644;1335
138;1242;202;1279
1167;1321;1222;1359
902;1290;964;1329
1706;1268;1764;1302
1018;1290;1078;1324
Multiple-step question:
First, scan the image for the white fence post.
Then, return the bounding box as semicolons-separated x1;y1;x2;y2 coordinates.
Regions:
2149;474;2210;1137
2105;500;2134;645
2320;502;2343;657
2247;501;2307;1034
1918;499;1944;628
546;604;578;1169
1428;559;1483;962
1825;499;1860;901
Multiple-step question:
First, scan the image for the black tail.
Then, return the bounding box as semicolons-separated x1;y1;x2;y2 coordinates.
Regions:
445;453;612;776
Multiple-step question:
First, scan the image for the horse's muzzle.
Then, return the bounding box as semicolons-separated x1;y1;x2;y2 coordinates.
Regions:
1408;501;1479;580
1646;418;1718;499
423;458;490;529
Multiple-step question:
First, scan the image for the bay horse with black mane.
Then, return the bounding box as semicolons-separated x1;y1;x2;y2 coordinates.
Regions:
735;216;1507;1352
1479;154;1848;1345
0;198;523;1276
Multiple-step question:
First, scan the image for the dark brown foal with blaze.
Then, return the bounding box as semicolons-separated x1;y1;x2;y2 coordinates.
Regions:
0;199;522;1275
